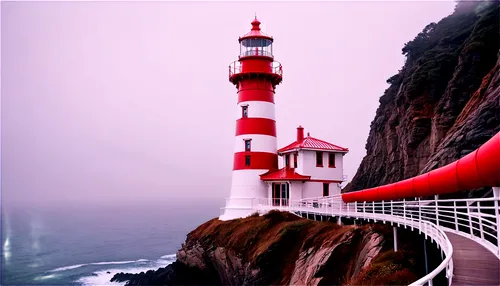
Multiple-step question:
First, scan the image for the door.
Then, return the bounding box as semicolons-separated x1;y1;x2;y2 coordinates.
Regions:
323;183;329;197
272;183;290;206
273;183;281;206
281;183;290;206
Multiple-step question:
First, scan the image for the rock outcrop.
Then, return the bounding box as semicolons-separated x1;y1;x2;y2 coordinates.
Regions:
344;1;500;197
111;211;441;285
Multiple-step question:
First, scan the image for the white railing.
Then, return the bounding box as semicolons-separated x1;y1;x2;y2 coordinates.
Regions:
254;188;500;286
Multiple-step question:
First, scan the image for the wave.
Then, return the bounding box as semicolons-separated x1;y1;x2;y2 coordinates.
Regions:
49;259;150;272
75;254;176;286
51;264;86;272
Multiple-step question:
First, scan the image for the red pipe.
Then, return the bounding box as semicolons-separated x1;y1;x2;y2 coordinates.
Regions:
342;131;500;203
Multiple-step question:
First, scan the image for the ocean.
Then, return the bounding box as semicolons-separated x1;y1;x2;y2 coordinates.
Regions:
1;198;223;285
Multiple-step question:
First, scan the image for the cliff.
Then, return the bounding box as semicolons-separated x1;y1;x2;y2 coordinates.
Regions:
344;1;500;197
111;211;443;285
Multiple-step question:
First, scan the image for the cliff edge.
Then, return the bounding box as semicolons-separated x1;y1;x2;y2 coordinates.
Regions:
344;1;500;197
111;211;443;285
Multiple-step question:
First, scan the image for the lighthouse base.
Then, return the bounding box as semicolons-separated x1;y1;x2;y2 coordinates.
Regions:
219;207;255;221
219;170;270;221
219;197;260;221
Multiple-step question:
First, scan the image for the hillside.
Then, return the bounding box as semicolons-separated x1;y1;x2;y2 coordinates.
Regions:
111;211;443;285
344;1;500;197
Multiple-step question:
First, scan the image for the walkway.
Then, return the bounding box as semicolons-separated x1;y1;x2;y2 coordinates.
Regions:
256;193;500;286
446;232;500;286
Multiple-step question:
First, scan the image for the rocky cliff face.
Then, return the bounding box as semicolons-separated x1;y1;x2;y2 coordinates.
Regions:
111;211;440;285
176;214;386;285
344;1;500;197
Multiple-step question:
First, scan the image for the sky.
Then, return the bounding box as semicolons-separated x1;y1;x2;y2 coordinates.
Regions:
1;0;457;205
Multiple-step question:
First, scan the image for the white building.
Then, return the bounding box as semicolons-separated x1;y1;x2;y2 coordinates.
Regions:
259;126;349;207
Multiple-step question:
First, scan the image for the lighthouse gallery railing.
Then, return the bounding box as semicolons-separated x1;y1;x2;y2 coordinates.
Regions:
228;60;283;79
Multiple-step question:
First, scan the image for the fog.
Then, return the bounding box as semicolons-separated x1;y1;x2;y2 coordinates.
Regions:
1;1;456;206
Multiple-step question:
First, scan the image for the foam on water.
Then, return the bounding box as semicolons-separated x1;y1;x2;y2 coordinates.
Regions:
49;259;149;272
50;264;87;272
75;254;177;285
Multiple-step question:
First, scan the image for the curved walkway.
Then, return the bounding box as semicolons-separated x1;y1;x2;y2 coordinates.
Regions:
256;193;500;286
445;232;500;285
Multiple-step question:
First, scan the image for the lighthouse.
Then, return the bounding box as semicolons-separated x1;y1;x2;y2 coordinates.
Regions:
219;17;283;221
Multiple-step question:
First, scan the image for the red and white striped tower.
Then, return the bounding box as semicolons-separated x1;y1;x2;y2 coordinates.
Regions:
219;17;283;220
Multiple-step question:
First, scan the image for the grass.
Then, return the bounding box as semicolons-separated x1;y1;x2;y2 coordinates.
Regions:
186;212;439;285
344;250;419;285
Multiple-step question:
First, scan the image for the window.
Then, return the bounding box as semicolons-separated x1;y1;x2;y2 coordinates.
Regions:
293;153;298;168
244;139;251;151
240;38;273;58
242;106;248;118
245;155;251;167
281;183;290;206
285;154;290;167
328;153;336;168
316;151;323;167
323;183;329;196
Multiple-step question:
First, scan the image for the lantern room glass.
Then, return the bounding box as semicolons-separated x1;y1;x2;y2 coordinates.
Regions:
240;38;273;58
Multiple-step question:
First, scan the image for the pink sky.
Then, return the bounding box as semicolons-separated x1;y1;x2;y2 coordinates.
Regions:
1;1;457;205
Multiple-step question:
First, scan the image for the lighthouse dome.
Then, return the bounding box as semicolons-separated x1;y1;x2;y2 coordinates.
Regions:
238;17;274;59
239;17;273;42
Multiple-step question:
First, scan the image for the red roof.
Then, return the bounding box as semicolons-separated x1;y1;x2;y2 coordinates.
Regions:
260;168;311;181
239;18;273;41
278;134;349;153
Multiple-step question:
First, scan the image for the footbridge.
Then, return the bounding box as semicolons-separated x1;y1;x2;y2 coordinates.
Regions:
256;131;500;286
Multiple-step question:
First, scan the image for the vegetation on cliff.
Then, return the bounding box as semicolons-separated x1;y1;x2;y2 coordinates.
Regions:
112;211;443;285
345;0;500;197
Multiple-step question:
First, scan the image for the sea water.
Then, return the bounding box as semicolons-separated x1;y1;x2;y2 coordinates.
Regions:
1;198;223;285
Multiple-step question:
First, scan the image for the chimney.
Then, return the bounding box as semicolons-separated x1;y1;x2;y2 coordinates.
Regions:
297;125;304;142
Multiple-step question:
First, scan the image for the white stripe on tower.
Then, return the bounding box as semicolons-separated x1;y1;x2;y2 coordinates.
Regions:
233;134;277;153
236;101;276;120
226;170;273;200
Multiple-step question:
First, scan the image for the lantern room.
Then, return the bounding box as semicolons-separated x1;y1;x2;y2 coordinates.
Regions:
238;18;274;59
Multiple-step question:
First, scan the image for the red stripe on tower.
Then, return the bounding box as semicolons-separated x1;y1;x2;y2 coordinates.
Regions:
233;152;279;170
238;89;274;103
235;118;276;136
